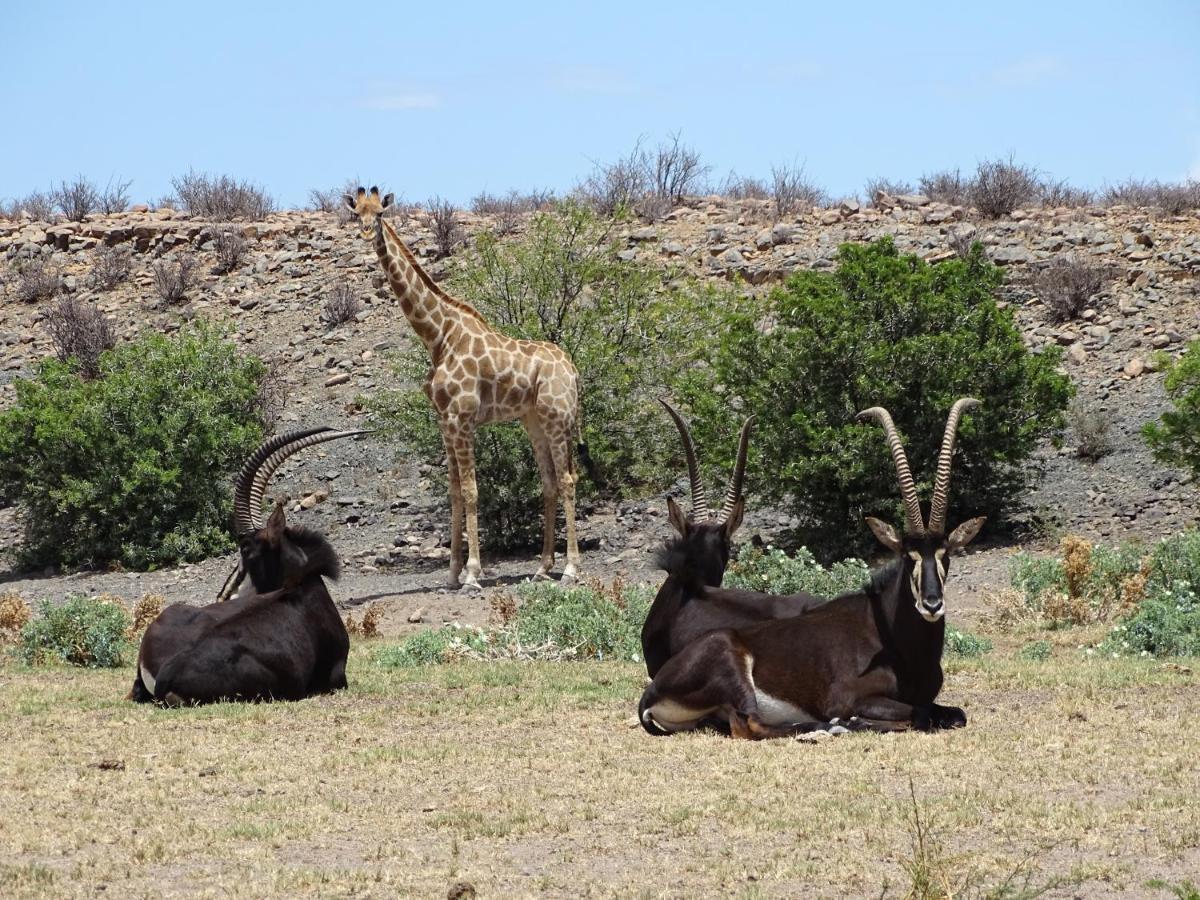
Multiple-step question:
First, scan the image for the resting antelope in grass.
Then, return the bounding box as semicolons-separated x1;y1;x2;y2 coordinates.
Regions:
129;427;365;705
641;401;828;678
638;399;984;738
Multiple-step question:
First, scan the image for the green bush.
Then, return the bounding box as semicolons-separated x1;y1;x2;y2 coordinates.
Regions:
1018;640;1052;661
944;625;992;658
1105;583;1200;657
369;201;706;551
375;579;652;667
1144;345;1200;476
0;325;270;570
724;545;869;597
20;596;131;667
675;238;1071;559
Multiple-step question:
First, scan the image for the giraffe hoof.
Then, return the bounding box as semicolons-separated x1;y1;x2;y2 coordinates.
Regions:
459;580;483;594
533;570;554;582
559;571;579;586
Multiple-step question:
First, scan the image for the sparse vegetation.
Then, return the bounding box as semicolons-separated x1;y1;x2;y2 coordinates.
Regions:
865;176;915;204
0;325;270;569
321;281;363;327
1040;178;1094;208
1034;255;1104;321
19;595;131;667
1;190;55;221
1066;397;1114;461
98;176;133;214
0;591;33;640
770;161;827;220
212;229;248;274
377;579;652;666
969;156;1042;219
90;244;133;290
151;253;198;305
12;257;63;303
944;625;992;658
470;189;553;235
51;175;100;222
424;196;463;259
718;171;771;200
919;168;969;206
171;170;275;219
574;133;708;220
43;297;116;379
1104;179;1200;215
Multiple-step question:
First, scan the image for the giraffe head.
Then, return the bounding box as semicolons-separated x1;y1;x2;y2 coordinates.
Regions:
344;186;394;240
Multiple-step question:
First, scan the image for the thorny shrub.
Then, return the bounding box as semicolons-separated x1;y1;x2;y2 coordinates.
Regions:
90;245;133;290
212;229;248;274
44;297;116;379
1034;255;1104;322
321;281;363;327
151;253;198;305
171;170;275;220
13;258;63;303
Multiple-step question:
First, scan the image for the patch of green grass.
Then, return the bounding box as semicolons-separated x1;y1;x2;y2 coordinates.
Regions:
19;595;130;667
945;625;992;658
1018;640;1052;662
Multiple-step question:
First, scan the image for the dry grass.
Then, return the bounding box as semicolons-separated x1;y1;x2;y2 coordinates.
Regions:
0;591;32;638
1;642;1198;898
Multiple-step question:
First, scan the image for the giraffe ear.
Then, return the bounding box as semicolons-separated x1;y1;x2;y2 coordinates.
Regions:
382;193;394;208
344;194;357;211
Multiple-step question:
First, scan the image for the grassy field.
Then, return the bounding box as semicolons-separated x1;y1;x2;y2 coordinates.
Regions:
1;635;1199;899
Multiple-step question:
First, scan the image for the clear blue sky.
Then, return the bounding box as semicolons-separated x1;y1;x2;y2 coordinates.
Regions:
3;1;1197;208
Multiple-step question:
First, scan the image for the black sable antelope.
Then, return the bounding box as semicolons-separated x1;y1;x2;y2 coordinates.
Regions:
638;399;985;738
128;427;365;705
641;401;828;678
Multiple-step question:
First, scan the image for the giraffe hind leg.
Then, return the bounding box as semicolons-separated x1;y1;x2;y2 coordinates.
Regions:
524;418;558;580
441;429;465;588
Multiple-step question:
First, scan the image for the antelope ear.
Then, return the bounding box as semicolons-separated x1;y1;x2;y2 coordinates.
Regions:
865;516;904;553
947;517;986;551
382;192;394;208
344;194;357;211
722;496;745;539
265;501;287;537
666;496;689;537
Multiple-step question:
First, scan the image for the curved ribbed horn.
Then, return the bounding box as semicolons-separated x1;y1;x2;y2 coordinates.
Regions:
659;399;708;520
927;398;981;535
716;416;755;525
232;428;331;536
246;428;373;530
857;406;926;535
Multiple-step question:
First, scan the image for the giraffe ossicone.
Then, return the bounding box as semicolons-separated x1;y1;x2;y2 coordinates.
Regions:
345;186;583;590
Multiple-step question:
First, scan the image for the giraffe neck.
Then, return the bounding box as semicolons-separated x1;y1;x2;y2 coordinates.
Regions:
374;218;487;355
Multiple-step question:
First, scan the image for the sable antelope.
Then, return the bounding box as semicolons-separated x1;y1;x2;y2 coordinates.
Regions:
638;399;985;738
641;401;827;678
128;427;365;705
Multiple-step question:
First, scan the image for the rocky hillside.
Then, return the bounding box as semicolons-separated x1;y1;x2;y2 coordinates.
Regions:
1;195;1198;594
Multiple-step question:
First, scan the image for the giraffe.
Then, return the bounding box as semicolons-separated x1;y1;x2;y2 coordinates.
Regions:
345;186;582;591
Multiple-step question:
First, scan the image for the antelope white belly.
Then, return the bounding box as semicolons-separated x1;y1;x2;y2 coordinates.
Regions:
140;663;157;695
752;689;812;725
643;699;715;732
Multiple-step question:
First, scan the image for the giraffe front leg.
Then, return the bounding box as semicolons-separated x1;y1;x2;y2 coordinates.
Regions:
441;431;464;589
450;429;484;592
548;437;580;584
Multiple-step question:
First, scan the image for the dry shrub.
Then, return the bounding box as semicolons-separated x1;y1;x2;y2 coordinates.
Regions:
718;171;771;200
1104;179;1200;215
1042;590;1092;626
14;258;63;303
44;297;116;379
969;156;1041;218
865;177;915;205
470;189;553;235
919;168;970;206
1034;255;1104;322
51;175;100;221
0;591;33;638
771;162;827;219
360;605;381;638
212;229;248;274
344;606;380;638
1066;397;1114;461
151;254;198;305
321;281;362;327
424;196;463;259
948;230;978;260
1119;560;1151;614
2;191;55;221
490;591;517;626
90;245;133;290
1061;534;1093;600
171;170;275;220
127;593;165;638
98;177;133;214
649;131;708;207
981;587;1040;628
1040;178;1094;208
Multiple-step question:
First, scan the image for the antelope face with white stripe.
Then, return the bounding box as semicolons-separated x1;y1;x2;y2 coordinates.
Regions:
865;516;985;622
